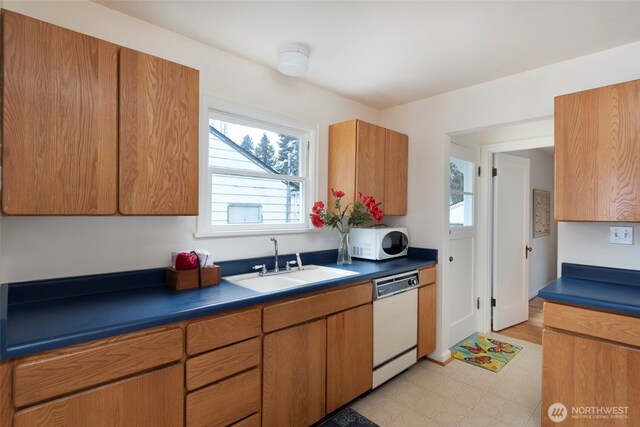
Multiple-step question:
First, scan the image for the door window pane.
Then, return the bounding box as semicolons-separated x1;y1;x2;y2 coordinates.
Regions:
450;157;474;227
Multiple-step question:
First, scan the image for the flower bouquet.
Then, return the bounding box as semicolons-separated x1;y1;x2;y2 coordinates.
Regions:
310;189;383;264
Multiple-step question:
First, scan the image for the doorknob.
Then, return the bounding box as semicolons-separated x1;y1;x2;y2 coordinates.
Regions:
525;245;533;259
449;256;454;262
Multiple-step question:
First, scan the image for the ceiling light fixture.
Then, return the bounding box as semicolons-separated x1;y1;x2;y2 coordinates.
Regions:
277;44;309;77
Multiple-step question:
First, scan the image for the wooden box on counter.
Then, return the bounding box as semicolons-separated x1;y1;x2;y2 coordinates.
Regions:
166;266;221;291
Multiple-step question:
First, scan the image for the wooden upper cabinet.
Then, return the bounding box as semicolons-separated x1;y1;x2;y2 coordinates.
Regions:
355;121;386;205
328;119;408;215
384;129;408;215
555;79;640;221
328;120;358;208
119;48;199;215
1;11;118;215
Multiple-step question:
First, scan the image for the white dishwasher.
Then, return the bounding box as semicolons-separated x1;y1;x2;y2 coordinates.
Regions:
372;270;419;388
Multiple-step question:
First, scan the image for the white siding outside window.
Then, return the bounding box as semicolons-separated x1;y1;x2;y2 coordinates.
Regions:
196;103;315;237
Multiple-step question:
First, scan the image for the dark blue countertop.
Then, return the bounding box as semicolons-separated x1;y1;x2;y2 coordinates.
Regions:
0;248;437;360
538;263;640;316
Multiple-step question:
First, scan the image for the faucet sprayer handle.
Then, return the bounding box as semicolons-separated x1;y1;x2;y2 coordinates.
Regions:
285;260;297;271
252;264;267;274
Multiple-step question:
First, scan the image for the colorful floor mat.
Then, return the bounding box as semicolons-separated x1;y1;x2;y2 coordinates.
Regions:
451;333;523;372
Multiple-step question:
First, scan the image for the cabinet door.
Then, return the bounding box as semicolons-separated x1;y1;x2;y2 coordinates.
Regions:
327;304;373;413
384;129;408;215
417;284;436;358
2;11;118;215
328;120;358;207
119;48;199;215
14;364;183;427
263;319;326;426
356;121;386;204
542;329;640;426
555;80;640;221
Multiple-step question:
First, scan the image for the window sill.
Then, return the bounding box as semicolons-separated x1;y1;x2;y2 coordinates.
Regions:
193;227;322;239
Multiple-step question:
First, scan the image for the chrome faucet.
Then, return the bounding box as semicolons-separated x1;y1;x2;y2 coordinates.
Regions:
252;238;302;276
270;237;279;272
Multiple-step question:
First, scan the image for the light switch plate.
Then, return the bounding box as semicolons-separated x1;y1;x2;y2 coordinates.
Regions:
609;226;633;245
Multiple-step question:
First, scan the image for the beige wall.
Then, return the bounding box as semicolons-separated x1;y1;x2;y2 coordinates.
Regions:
508;149;558;297
381;40;640;360
0;1;381;282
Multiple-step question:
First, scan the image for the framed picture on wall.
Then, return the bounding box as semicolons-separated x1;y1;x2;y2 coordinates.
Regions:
533;189;550;238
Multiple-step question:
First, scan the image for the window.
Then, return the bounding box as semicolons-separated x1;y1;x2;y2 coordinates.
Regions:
449;156;474;227
197;105;314;236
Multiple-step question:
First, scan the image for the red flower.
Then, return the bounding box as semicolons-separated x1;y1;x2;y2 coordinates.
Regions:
312;201;324;213
331;188;345;198
310;213;324;228
357;191;363;199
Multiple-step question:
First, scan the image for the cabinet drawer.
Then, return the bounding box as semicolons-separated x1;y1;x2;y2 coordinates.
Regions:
187;308;261;355
14;364;183;427
186;337;260;391
13;327;182;407
418;266;436;286
263;282;372;332
186;368;261;427
231;413;260;427
544;302;640;347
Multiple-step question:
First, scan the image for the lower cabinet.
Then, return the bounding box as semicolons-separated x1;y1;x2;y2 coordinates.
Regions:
417;283;436;357
542;329;640;426
13;364;183;427
263;318;327;427
326;304;373;413
542;302;640;426
184;309;263;427
186;368;261;427
262;303;374;427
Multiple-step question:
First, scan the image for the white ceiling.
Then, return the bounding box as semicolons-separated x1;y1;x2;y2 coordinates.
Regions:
97;1;640;109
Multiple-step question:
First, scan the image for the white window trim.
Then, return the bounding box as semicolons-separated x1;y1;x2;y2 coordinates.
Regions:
195;97;318;238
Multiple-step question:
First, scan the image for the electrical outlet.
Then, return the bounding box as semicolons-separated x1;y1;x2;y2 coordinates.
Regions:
609;226;634;245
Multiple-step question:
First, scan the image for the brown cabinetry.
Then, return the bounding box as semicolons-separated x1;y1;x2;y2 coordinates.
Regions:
9;326;184;427
185;309;262;426
1;11;118;215
328;119;408;215
14;364;183;427
13;327;182;407
119;48;199;215
326;304;373;413
1;11;199;216
263;319;327;427
542;302;640;426
262;282;374;426
417;266;437;358
555;79;640;221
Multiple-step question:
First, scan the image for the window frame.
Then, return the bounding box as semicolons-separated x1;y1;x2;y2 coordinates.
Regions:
195;98;318;238
449;147;475;229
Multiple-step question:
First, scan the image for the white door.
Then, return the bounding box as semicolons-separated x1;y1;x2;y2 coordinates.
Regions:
448;144;477;346
492;153;531;331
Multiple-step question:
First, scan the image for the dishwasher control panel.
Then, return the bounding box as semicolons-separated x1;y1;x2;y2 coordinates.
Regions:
373;270;419;299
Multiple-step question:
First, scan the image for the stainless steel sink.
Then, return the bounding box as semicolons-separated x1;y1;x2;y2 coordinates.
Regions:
224;265;358;293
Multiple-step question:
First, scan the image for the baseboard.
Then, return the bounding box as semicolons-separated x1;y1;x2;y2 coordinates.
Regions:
426;356;454;366
425;349;452;366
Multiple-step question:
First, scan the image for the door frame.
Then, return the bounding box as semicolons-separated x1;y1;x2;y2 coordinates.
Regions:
447;142;478;347
476;136;553;333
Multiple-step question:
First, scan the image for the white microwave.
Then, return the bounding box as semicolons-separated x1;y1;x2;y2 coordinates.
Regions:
350;227;409;260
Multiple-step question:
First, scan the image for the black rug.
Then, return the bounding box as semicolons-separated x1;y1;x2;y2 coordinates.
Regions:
318;408;379;427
